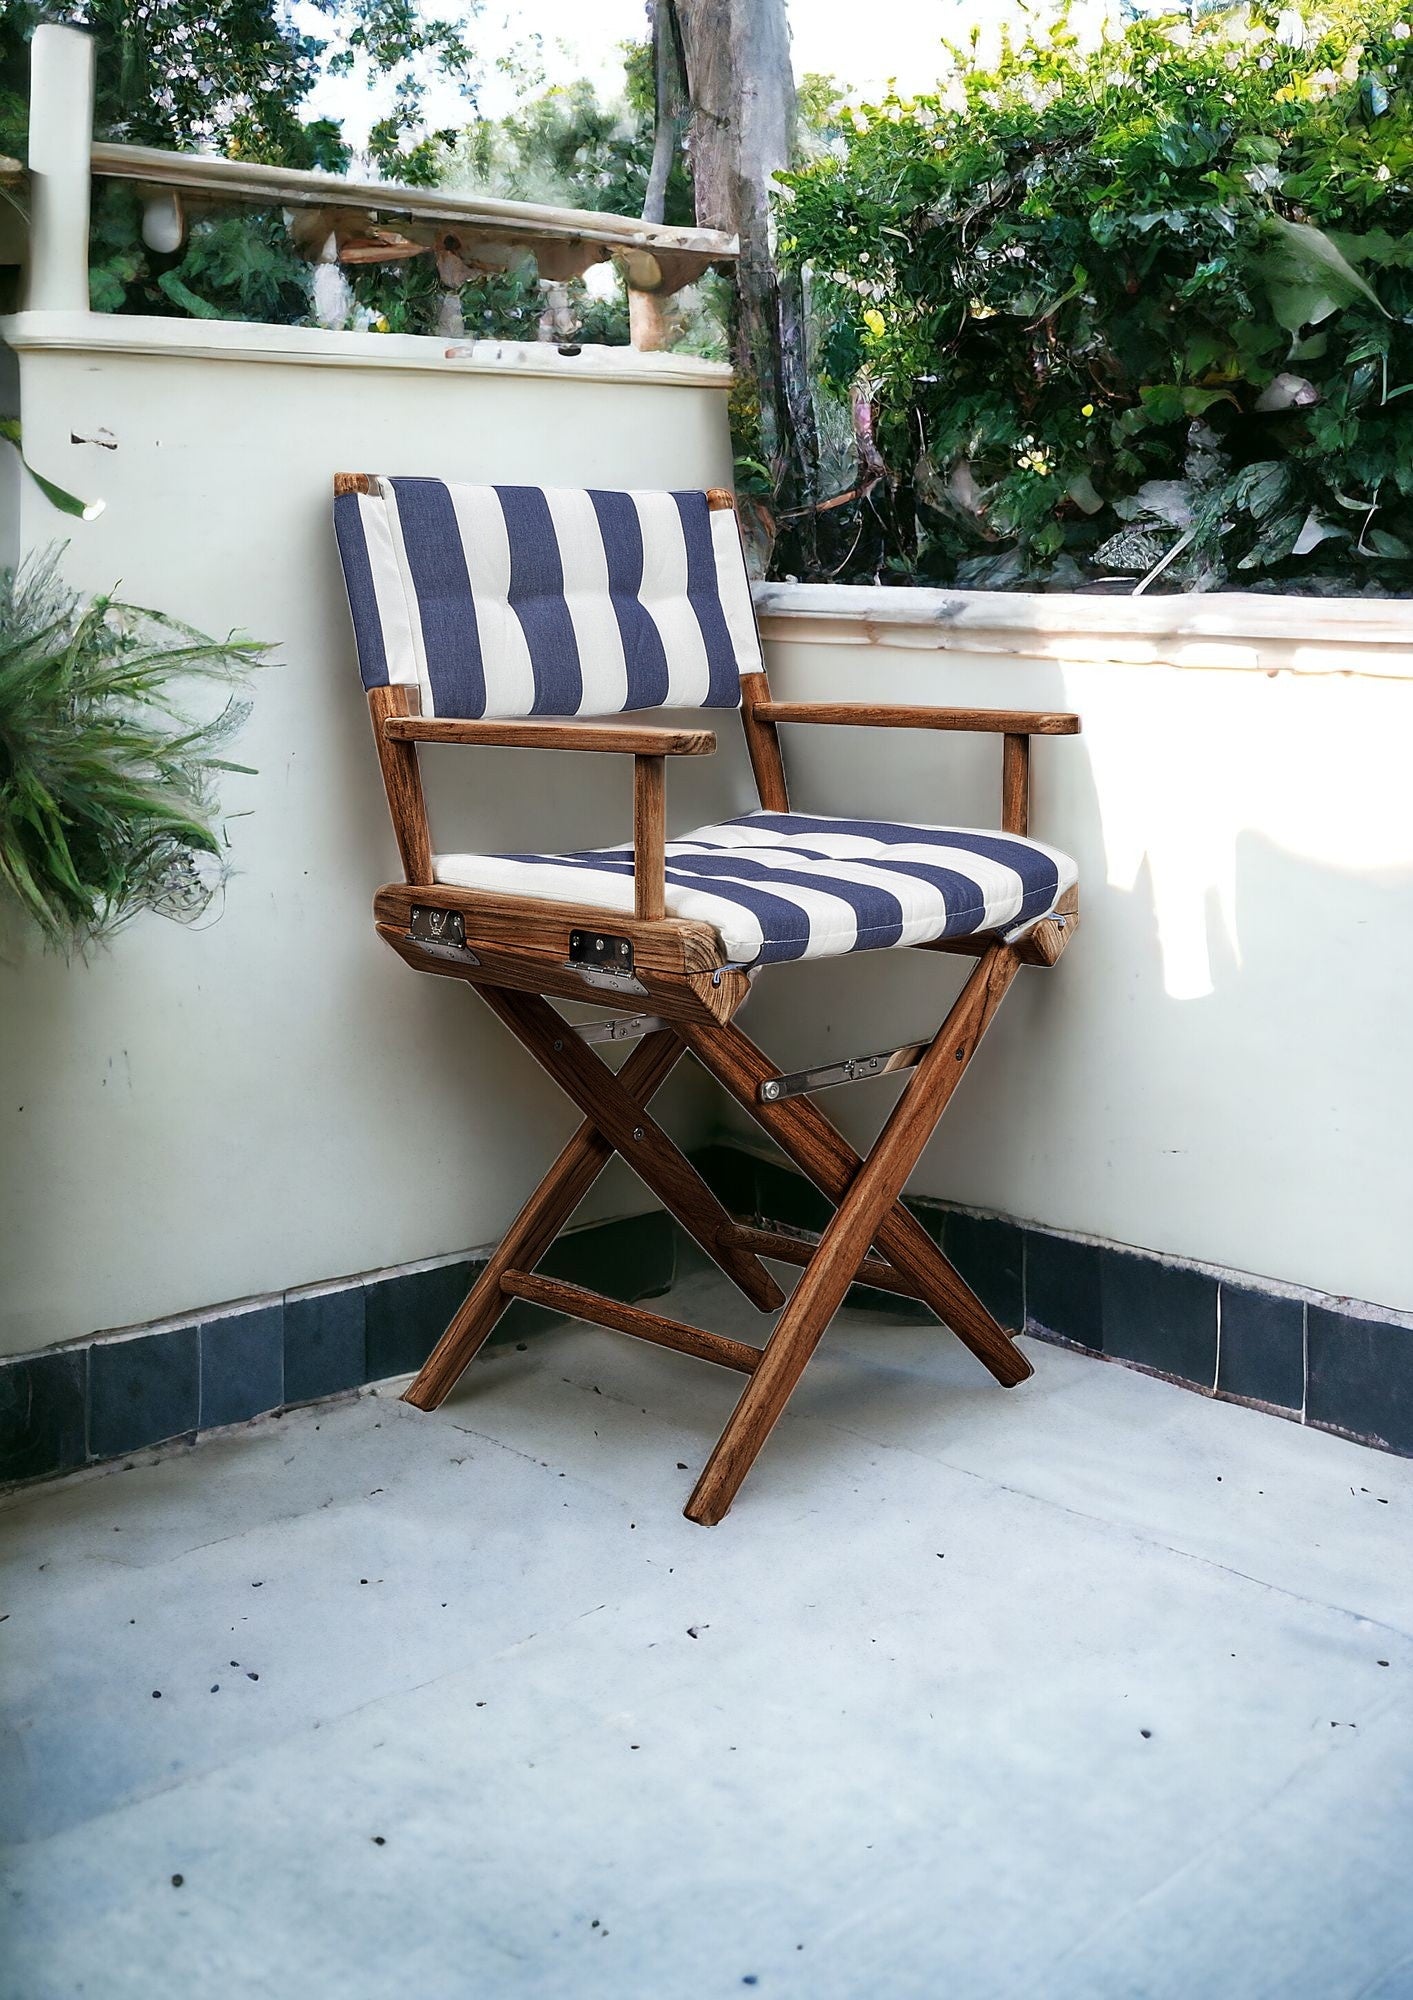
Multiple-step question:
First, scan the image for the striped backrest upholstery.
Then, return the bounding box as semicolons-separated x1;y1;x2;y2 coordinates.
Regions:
333;477;760;718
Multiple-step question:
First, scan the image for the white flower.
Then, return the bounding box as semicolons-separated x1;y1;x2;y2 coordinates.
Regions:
1275;9;1305;48
1395;20;1411;38
1377;163;1392;181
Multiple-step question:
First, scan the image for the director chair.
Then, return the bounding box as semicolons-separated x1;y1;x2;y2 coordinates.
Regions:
333;475;1080;1523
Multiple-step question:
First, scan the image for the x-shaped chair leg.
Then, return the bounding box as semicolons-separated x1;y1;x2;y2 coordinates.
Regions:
681;945;1025;1524
405;985;787;1413
404;1025;688;1410
678;1031;1031;1393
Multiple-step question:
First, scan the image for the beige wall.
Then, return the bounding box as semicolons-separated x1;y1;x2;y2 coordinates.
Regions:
0;315;758;1356
746;589;1413;1314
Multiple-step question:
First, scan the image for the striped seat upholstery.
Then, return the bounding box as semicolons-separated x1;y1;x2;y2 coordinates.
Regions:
334;478;760;717
435;811;1078;968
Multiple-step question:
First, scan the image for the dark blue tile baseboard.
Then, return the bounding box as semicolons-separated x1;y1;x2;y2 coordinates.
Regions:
0;1209;676;1490
6;1150;1409;1486
689;1141;1413;1461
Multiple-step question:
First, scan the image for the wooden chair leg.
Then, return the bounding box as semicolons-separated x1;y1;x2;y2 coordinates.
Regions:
476;985;786;1313
676;999;1032;1391
686;946;1022;1526
404;1028;685;1410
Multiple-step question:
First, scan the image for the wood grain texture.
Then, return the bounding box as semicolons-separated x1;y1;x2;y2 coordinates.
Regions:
675;1008;1032;1392
374;923;746;1024
724;1225;920;1300
500;1271;762;1374
1002;732;1030;836
477;986;785;1313
383;716;717;756
756;702;1081;736
373;882;726;976
684;945;1025;1525
367;685;432;884
634;755;666;921
739;669;790;813
333;471;374;495
403;1030;685;1410
706;488;737;511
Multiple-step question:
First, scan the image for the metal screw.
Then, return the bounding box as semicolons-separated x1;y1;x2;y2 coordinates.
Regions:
762;1080;781;1101
595;937;604;951
711;971;721;986
619;941;630;957
632;1126;645;1141
553;1040;563;1052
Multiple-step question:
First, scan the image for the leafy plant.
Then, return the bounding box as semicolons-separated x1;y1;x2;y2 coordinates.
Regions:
776;1;1413;591
0;558;262;952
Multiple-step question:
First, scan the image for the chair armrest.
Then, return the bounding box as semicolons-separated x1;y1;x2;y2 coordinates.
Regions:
381;716;717;755
753;702;1080;736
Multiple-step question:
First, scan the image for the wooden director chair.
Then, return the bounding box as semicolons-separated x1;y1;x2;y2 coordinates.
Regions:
333;475;1080;1524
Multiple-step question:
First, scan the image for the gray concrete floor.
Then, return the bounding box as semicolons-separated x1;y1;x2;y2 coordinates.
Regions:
3;1262;1412;2000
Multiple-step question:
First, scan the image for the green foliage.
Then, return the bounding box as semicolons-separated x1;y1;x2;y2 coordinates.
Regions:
0;558;262;953
777;2;1413;591
1;0;481;321
448;67;693;225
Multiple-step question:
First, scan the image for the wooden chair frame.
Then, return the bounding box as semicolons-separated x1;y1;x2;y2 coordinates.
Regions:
340;477;1081;1524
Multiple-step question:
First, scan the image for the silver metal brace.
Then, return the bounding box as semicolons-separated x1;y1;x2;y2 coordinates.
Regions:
759;1039;930;1103
574;1012;667;1047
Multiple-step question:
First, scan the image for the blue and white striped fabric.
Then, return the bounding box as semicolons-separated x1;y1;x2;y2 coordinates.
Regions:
334;478;759;717
434;811;1079;967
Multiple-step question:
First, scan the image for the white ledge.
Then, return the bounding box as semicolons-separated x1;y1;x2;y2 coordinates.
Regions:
0;311;733;390
754;580;1413;677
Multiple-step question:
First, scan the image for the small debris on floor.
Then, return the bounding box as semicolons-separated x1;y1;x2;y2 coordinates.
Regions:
171;1875;183;1889
372;1836;386;1846
246;1671;259;1682
1140;1729;1152;1740
151;1690;161;1700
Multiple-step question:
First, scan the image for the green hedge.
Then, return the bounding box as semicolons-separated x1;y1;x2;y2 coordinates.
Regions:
778;3;1413;592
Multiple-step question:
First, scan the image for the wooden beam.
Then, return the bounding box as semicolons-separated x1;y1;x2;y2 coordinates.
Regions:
685;946;1024;1524
403;1031;686;1410
90;141;739;263
500;1271;762;1374
1002;733;1030;836
383;716;717;757
477;986;785;1313
755;702;1081;736
634;755;667;921
366;686;432;885
739;670;790;813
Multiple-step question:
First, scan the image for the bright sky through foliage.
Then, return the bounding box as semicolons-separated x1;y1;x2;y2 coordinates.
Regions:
294;0;1067;148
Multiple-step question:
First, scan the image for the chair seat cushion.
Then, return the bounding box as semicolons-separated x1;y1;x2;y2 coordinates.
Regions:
434;811;1078;969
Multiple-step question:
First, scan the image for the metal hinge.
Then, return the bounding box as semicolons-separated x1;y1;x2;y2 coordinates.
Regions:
760;1039;929;1103
408;905;480;963
574;1012;666;1046
567;929;635;976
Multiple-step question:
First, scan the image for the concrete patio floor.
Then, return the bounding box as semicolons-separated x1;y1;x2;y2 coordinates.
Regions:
3;1259;1412;2000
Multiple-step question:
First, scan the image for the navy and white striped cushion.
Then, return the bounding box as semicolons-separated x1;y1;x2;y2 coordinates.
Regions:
334;479;759;717
434;811;1078;967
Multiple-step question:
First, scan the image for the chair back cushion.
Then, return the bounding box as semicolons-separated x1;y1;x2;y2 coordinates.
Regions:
334;477;759;717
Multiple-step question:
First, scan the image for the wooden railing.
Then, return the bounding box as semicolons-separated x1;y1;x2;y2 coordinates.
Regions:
17;25;737;351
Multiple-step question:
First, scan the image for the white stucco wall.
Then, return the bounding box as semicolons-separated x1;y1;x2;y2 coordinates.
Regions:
3;313;1407;1355
745;587;1413;1315
0;315;759;1356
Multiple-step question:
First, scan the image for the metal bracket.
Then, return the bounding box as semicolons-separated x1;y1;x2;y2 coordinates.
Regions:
567;929;634;975
759;1039;929;1103
565;929;647;994
408;905;480;964
410;905;466;947
575;1012;666;1047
